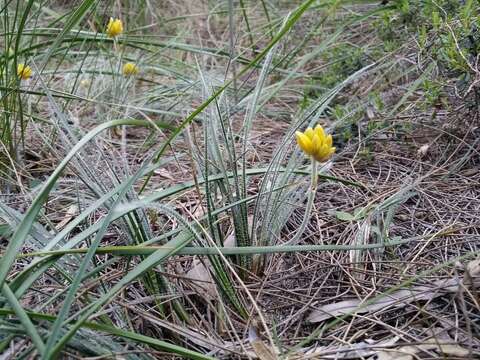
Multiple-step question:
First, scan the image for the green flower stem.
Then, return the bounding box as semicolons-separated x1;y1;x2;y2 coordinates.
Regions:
287;157;318;244
18;237;414;259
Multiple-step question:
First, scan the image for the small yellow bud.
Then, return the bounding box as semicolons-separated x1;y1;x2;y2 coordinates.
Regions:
122;62;139;76
295;124;335;162
106;18;123;38
17;64;32;80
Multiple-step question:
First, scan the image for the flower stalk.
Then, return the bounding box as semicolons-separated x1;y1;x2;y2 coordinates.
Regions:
290;124;334;244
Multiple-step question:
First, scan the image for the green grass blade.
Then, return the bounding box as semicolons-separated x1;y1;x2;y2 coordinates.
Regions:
0;308;215;360
17;236;417;258
48;225;198;358
0;119;172;289
2;283;45;354
42;157;144;358
39;0;96;68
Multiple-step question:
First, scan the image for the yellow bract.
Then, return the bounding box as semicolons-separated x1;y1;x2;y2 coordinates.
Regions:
295;124;335;162
122;62;139;76
106;18;123;38
17;64;32;80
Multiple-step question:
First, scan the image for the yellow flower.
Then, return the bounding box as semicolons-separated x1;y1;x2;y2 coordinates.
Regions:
122;62;139;76
295;124;335;162
80;79;92;89
17;64;32;80
106;18;123;38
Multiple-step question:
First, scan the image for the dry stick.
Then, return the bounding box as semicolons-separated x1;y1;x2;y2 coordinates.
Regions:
0;140;27;195
402;225;456;275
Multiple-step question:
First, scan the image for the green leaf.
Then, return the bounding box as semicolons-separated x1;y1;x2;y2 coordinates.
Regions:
1;284;45;354
0;308;215;360
0;119;170;289
49;230;196;358
333;211;356;221
0;224;12;238
19;236;414;258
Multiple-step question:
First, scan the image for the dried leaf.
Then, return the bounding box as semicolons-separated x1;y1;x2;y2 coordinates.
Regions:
463;258;480;289
184;230;236;300
55;204;79;230
308;277;480;323
296;337;399;359
185;258;217;300
417;144;430;158
431;343;470;357
366;106;375;120
250;340;277;360
154;168;175;180
248;327;278;360
377;348;413;360
376;340;470;360
466;258;480;277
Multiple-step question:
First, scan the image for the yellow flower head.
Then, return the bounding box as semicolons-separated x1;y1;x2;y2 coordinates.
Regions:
17;64;32;80
106;17;123;38
295;124;335;162
80;79;91;87
122;62;139;76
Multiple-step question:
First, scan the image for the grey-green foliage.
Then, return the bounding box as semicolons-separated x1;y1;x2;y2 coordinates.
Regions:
252;65;373;250
0;0;405;358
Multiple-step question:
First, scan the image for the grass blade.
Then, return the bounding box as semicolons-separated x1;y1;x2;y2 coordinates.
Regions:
2;283;45;354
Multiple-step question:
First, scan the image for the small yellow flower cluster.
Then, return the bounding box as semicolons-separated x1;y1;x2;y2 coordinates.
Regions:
17;18;139;82
106;18;140;77
295;124;335;162
106;17;123;38
122;62;139;76
17;64;32;80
